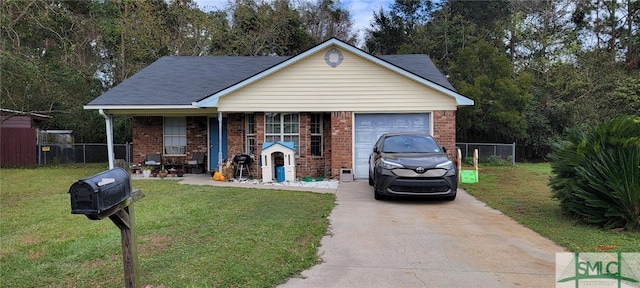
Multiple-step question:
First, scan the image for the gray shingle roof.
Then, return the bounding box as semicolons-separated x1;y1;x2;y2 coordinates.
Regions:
377;55;455;91
88;56;289;106
87;54;455;106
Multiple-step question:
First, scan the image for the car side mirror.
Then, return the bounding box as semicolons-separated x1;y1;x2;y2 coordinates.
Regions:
373;147;379;153
442;147;447;153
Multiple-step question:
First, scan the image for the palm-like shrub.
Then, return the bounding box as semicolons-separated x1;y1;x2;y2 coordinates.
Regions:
549;115;640;230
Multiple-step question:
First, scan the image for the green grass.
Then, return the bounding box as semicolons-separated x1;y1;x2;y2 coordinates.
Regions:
3;163;638;286
0;164;335;287
460;163;639;252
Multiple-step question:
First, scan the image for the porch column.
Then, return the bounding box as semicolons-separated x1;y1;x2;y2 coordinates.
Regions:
218;111;223;172
99;109;115;169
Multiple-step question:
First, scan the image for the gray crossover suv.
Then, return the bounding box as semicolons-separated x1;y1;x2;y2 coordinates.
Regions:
368;133;457;201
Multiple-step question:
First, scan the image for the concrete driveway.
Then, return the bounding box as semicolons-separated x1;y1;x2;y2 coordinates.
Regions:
279;180;566;288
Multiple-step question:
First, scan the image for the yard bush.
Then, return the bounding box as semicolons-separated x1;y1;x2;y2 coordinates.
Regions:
549;115;640;230
482;155;511;166
462;157;475;166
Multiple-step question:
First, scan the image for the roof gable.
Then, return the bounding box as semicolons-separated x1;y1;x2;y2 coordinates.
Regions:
194;38;472;108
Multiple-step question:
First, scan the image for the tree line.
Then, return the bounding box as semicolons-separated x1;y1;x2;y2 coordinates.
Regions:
2;0;638;160
366;0;639;159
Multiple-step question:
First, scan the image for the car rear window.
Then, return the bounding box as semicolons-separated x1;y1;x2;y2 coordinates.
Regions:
382;135;441;153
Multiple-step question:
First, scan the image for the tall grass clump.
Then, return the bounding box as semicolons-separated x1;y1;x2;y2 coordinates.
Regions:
549;115;640;230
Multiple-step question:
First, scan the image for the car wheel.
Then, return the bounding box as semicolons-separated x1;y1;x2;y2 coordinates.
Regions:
374;189;383;200
373;178;384;200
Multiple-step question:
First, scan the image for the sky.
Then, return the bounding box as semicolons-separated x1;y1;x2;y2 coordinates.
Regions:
193;0;393;44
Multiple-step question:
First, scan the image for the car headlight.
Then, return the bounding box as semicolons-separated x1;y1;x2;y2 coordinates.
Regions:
380;159;404;170
435;160;454;170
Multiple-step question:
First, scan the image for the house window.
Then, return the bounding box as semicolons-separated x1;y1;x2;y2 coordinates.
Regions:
265;112;299;154
311;114;322;156
245;114;255;155
163;117;186;155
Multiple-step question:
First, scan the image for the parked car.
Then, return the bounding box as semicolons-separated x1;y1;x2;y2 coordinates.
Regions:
368;133;457;200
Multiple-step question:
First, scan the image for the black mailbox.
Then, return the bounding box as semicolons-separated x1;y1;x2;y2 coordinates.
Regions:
69;168;131;217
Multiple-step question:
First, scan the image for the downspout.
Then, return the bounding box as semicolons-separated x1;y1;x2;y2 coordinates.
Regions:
99;109;115;169
218;111;223;173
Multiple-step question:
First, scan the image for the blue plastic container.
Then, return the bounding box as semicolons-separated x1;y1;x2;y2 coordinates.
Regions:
276;166;285;182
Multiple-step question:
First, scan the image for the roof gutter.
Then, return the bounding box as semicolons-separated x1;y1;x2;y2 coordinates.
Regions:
99;109;115;169
85;105;198;110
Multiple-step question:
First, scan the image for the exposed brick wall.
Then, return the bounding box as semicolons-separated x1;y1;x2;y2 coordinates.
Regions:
296;113;311;176
133;111;456;179
228;112;332;179
132;116;208;167
132;116;163;165
249;113;264;178
322;114;332;176
226;113;244;159
330;111;352;179
295;113;331;178
432;110;456;159
225;113;262;178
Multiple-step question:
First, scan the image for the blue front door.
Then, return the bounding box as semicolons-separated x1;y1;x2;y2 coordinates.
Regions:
209;117;228;171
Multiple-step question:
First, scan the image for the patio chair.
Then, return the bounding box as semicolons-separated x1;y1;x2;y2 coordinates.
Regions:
144;154;162;171
185;152;206;174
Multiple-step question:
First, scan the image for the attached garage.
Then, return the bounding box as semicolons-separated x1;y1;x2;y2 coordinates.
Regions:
353;113;432;179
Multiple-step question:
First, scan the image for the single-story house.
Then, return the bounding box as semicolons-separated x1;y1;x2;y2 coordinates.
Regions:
84;38;473;180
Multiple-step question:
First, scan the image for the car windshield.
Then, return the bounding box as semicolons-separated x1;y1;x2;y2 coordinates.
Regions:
382;135;441;153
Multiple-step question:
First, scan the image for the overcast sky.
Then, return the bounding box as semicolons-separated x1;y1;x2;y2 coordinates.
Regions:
193;0;392;44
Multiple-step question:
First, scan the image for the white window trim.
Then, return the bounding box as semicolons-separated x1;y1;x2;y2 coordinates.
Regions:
245;114;255;155
311;113;323;157
163;117;187;156
264;112;299;154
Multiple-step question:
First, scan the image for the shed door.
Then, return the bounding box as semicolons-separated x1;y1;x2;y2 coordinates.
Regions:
353;113;431;179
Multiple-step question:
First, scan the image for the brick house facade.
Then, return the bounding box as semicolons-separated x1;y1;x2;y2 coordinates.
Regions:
132;116;208;168
89;39;472;179
131;110;457;180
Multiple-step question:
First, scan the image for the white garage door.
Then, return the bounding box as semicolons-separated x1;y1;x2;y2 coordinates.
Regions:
353;113;431;179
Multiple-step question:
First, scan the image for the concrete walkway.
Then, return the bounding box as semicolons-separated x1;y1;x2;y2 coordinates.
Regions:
156;173;338;194
278;180;566;288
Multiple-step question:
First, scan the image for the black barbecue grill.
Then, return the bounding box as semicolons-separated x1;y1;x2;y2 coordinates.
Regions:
233;154;253;179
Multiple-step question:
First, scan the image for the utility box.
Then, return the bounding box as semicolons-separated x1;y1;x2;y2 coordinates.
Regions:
340;168;354;182
69;167;131;217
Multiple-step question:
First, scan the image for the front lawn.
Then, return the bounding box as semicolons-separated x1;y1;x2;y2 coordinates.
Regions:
3;163;637;287
0;165;335;287
461;163;639;252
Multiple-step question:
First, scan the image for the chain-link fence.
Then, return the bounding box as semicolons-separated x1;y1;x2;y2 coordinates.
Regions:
37;143;133;165
456;142;515;165
35;142;513;166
